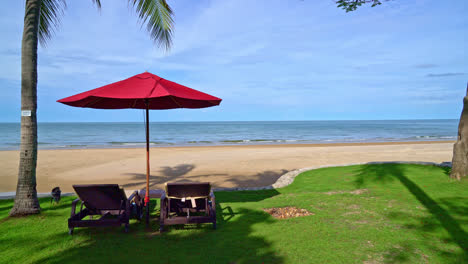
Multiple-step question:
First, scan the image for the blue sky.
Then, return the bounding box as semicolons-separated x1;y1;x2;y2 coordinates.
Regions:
0;0;467;122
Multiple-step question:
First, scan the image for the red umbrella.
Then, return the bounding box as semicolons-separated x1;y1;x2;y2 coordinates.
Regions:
58;72;221;223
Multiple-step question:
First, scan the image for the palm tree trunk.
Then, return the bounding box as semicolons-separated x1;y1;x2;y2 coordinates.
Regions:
450;83;468;180
9;0;41;216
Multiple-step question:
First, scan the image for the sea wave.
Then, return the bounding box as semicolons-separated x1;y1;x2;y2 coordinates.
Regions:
108;141;170;145
187;141;213;144
0;120;458;150
218;139;309;144
414;135;456;140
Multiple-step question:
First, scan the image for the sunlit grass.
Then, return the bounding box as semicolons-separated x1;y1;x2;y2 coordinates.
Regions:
1;164;467;263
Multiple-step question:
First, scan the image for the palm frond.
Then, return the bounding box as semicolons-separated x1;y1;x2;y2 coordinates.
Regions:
39;0;103;47
129;0;174;51
91;0;102;9
38;0;173;50
38;0;67;46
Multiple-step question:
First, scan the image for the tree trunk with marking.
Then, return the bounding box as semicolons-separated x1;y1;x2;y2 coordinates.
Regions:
450;83;468;180
10;0;41;216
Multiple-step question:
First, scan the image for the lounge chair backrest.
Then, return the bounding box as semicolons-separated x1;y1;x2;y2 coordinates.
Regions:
73;184;127;210
165;182;211;199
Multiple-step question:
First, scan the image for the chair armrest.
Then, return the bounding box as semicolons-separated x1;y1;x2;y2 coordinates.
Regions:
160;192;167;220
70;198;80;218
209;191;216;209
125;199;130;219
128;190;137;201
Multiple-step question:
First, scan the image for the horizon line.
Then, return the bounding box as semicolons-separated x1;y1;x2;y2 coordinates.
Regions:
0;118;459;123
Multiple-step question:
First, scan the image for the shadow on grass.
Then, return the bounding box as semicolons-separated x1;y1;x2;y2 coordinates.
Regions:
218;204;238;224
13;189;283;263
441;166;452;177
215;188;281;203
41;201;75;212
31;199;283;264
0;206;11;215
0;200;14;218
355;163;468;263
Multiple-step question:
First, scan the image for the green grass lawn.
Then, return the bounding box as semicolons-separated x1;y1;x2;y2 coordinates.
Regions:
1;164;467;263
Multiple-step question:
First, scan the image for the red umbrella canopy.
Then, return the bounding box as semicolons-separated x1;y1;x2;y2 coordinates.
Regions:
57;72;221;224
57;72;222;109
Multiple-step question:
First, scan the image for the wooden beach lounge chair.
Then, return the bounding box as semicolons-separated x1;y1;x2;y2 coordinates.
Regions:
159;182;216;231
68;184;143;235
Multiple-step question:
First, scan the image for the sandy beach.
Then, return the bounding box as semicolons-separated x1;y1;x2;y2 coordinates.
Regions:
0;141;454;193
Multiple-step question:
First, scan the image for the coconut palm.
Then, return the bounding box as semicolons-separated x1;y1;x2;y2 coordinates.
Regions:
10;0;174;216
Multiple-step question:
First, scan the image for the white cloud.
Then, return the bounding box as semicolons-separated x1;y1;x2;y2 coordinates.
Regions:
0;0;467;121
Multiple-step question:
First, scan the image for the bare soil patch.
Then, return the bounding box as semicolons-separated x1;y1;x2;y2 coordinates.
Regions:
342;211;361;216
354;220;369;224
263;207;314;219
324;189;368;195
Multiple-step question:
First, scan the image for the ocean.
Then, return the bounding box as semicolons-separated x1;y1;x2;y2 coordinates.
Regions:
0;120;458;150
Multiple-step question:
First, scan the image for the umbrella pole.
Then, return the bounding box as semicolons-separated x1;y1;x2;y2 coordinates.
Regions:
145;102;150;225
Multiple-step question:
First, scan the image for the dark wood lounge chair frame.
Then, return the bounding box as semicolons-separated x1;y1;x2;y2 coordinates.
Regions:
160;182;216;231
68;184;143;235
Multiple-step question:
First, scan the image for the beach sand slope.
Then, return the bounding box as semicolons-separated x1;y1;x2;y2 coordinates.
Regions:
0;141;453;193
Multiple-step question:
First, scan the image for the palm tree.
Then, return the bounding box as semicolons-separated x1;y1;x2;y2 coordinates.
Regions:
9;0;174;216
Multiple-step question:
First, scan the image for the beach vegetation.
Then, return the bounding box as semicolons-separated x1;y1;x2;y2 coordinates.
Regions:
11;0;174;216
1;164;467;263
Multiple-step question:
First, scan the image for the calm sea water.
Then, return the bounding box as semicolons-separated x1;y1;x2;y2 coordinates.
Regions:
0;120;458;150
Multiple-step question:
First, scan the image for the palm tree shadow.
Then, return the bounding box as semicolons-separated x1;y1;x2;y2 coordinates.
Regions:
121;164;232;191
0;206;11;215
121;164;196;189
41;198;77;212
160;164;196;177
225;169;291;188
122;165;289;196
354;163;468;263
